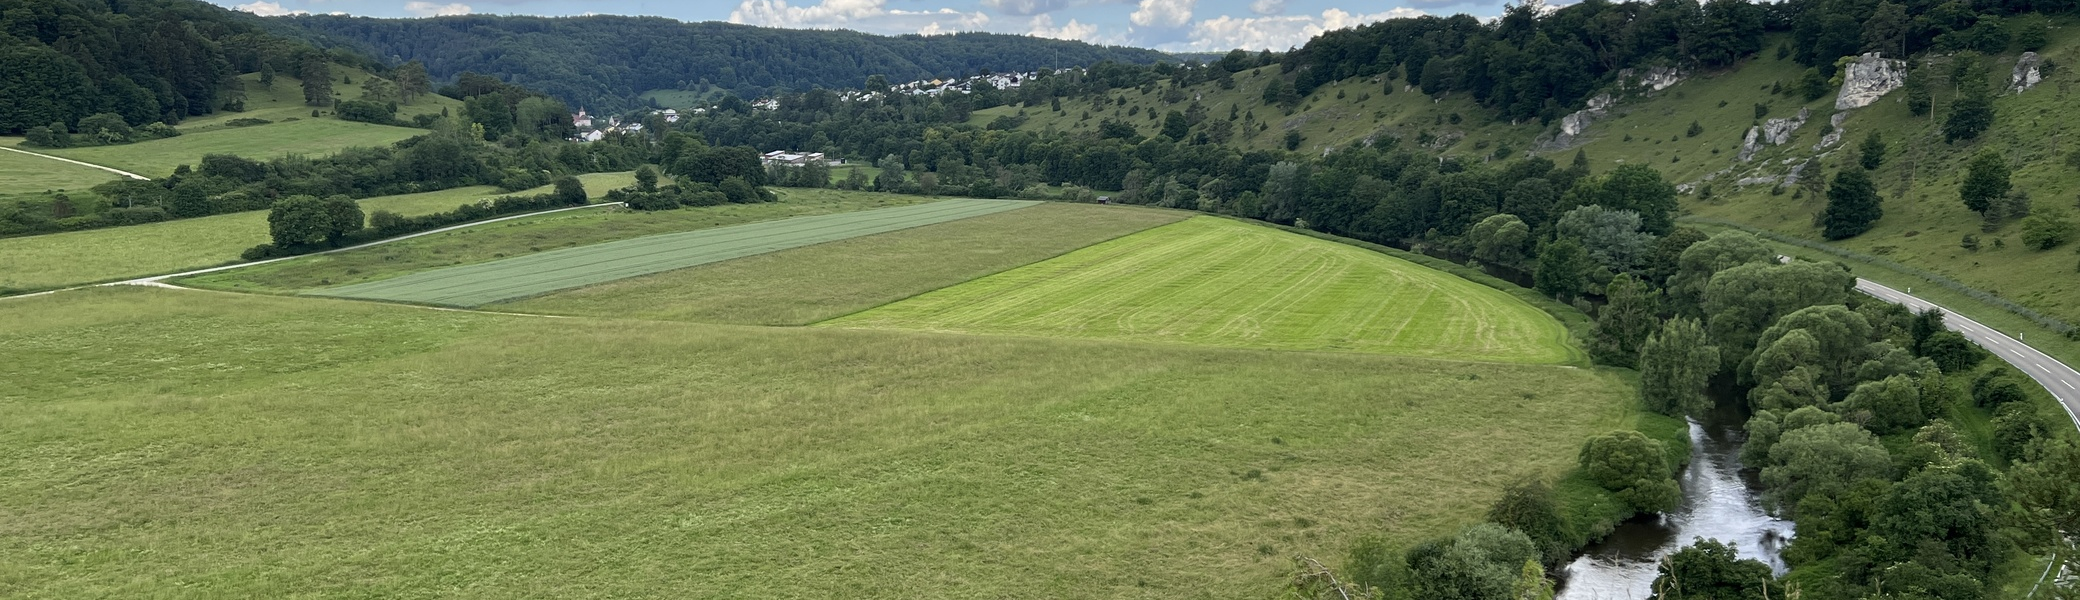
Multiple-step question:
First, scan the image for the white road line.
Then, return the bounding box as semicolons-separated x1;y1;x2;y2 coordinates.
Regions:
0;146;149;180
1854;277;2080;429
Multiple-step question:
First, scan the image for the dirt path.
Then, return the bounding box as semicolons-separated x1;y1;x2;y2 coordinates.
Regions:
0;145;150;181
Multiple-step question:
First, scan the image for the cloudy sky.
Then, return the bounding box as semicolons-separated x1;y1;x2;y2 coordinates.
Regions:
216;0;1456;52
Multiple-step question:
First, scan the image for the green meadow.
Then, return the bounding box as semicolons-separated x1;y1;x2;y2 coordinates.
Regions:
311;199;1040;306
0;147;123;196
0;285;1631;598
34;118;429;179
501;202;1189;324
179;188;941;294
828;216;1579;363
0;172;638;293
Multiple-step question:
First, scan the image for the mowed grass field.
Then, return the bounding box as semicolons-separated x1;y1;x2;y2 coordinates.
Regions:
35;119;428;179
501;203;1189;325
313;199;1041;306
0;286;1631;598
827;216;1579;363
0;147;122;194
182;188;942;294
0;172;639;293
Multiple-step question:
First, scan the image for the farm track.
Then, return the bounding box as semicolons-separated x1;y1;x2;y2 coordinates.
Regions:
313;199;1039;306
0;145;149;180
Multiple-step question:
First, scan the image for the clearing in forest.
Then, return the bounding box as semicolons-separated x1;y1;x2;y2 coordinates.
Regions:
311;198;1039;306
825;216;1578;363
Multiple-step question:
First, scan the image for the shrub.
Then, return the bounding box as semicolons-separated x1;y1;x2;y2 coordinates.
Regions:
1579;430;1682;513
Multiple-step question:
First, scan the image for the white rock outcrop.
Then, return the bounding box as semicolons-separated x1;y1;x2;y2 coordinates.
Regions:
1630;66;1683;92
1835;53;1906;110
1560;93;1616;137
1741;107;1811;161
2013;52;2043;92
1814;112;1849;150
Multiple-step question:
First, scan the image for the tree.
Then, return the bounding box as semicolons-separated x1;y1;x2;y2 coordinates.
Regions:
2009;439;2080;540
259;61;276;88
360;76;400;104
1822;168;1882;239
1746;304;1875;392
301;57;334;107
1841;375;1926;434
1904;60;1932;117
1488;478;1572;567
1557;205;1656;274
1534;238;1592;300
1960;151;2010;215
1579;430;1682;513
634;165;659;193
1945;58;1993;142
1160;110;1189;141
1992;403;2050;463
1648;538;1777;600
1511;561;1554;600
464;94;514;137
267;194;362;248
77;113;133;144
1568;164;1679;234
552;175;587;205
1469;214;1532;265
1701;261;1855;371
1858;132;1886;170
1406;523;1541;600
1639;317;1721;417
1860;2;1909;55
1646;227;1709;287
1761;422;1891;512
1592;274;1662;367
1667;231;1774;317
394;61;431;104
1919;331;1985;374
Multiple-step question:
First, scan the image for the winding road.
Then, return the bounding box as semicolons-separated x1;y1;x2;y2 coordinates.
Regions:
1857;279;2080;426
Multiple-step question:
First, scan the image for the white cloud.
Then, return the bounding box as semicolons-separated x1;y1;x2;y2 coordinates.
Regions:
236;1;306;16
1248;0;1286;15
983;0;1071;15
1128;0;1195;28
1179;7;1421;51
729;0;989;35
1027;14;1099;41
403;1;472;17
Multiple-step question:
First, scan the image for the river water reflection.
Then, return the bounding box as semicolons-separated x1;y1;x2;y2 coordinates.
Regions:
1556;402;1794;599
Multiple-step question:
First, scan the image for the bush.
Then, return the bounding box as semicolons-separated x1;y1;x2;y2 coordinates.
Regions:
335;99;397;125
225;118;273;127
2020;210;2074;250
1579;430;1681;513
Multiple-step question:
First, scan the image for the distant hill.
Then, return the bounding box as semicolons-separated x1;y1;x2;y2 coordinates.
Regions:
269;15;1175;112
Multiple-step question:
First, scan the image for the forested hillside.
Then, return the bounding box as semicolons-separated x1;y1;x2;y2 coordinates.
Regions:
268;15;1173;112
0;0;376;134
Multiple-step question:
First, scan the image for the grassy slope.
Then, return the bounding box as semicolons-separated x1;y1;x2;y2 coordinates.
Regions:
0;172;639;293
0;286;1632;598
34;119;428;179
178;188;936;293
828;216;1579;363
500;203;1189;324
972;65;1543;157
177;70;462;133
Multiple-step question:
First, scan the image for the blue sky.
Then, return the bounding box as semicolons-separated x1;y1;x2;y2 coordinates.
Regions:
214;0;1483;52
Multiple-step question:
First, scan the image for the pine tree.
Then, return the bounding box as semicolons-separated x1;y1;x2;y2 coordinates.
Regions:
1904;61;1931;116
1858;132;1886;170
394;61;431;104
1823;168;1882;239
259;61;275;88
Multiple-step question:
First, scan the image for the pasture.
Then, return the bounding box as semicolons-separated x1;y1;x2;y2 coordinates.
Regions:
312;199;1040;306
500;203;1188;325
827;216;1579;363
180;188;938;294
0;172;635;293
0;286;1630;598
37;119;428;179
0;147;123;195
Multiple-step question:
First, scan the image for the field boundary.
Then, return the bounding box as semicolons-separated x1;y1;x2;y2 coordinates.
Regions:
0;145;149;180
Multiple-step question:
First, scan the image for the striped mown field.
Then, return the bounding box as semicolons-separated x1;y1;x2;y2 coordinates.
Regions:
824;216;1578;363
312;198;1038;306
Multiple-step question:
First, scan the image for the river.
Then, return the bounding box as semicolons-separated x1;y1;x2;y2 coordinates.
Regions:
1555;401;1793;599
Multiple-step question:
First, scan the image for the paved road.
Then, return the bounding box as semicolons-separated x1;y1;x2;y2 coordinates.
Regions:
0;146;150;180
1856;278;2080;426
